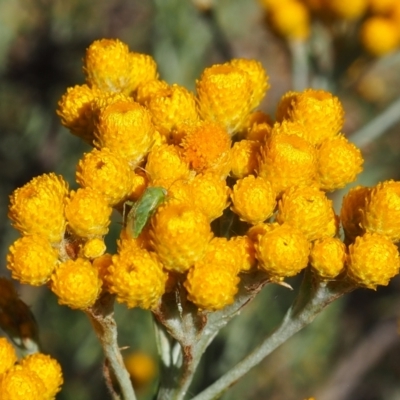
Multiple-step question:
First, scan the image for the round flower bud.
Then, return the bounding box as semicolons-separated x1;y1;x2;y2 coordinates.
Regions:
106;246;166;309
360;17;400;56
246;222;277;243
255;224;310;281
0;337;17;375
317;135;364;191
258;133;317;195
361;180;400;242
277;186;338;241
228;58;270;111
20;353;63;399
310;237;346;279
124;352;156;389
231;176;276;224
184;260;240;311
76;148;134;206
82;238;106;259
196;63;253;135
268;0;310;39
65;188;112;238
135;79;169;105
230;140;261;179
8;173;68;243
230;235;257;272
270;120;311;144
51;258;102;309
56;84;102;144
150;202;213;273
347;233;399;289
128;52;158;93
0;365;45;400
7;235;58;286
180;121;231;178
326;0;367;19
94;95;155;167
276;89;344;145
92;253;113;288
145;144;191;188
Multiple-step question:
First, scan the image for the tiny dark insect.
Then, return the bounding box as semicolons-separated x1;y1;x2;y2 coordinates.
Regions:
126;186;168;238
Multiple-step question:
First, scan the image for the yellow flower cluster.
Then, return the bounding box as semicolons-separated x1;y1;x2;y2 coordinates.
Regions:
0;336;63;400
6;38;400;314
260;0;400;56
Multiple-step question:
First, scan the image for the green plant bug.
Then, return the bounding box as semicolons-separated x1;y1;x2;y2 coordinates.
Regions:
126;186;168;238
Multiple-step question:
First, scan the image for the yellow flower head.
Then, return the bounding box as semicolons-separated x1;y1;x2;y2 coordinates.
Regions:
128;170;149;202
145;144;191;188
310;237;346;280
65;188;112;238
81;238;106;259
106;246;167;309
276;89;345;145
228;58;270;110
230;235;257;272
231;175;276;224
317;135;364;191
135;79;169;105
361;180;400;242
184;260;240;311
277;186;338;241
360;17;400;56
124;352;157;389
326;0;367;19
0;337;17;375
258;133;317;195
51;258;102;309
255;223;310;281
56;84;103;144
146;84;199;137
0;365;45;400
150;202;213;273
189;173;230;221
267;0;310;39
129;52;158;93
76;147;134;206
92;253;113;288
246;121;273;142
230;139;261;179
93;95;155;167
270;120;311;144
8;173;68;243
7;235;58;286
196;63;253;135
340;185;371;242
247;222;278;242
347;233;399;289
180;121;231;178
20;353;63;399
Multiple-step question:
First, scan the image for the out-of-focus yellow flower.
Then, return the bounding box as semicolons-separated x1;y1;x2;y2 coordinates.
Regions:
277;186;338;241
369;0;398;14
230;140;261;179
228;58;270;111
135;79;169;105
8;173;68;243
56;84;103;144
196;63;254;135
231;175;276;224
82;238;106;259
340;186;371;242
317;135;364;191
258;133;317;195
93;95;155;167
347;233;399;289
310;237;346;279
276;89;344;146
0;337;17;375
361;180;400;242
255;224;310;281
360;17;400;56
124;352;157;389
92;253;113;288
106;246;166;309
65;188;112;238
51;258;102;309
267;0;310;39
76;147;134;206
326;0;367;19
230;235;257;272
150;202;213;273
146;84;199;138
180;121;231;178
20;353;63;399
145;144;191;188
0;365;45;400
246;122;273;142
7;235;58;286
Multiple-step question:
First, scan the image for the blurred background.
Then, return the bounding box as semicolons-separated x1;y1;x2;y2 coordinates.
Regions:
1;0;400;399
